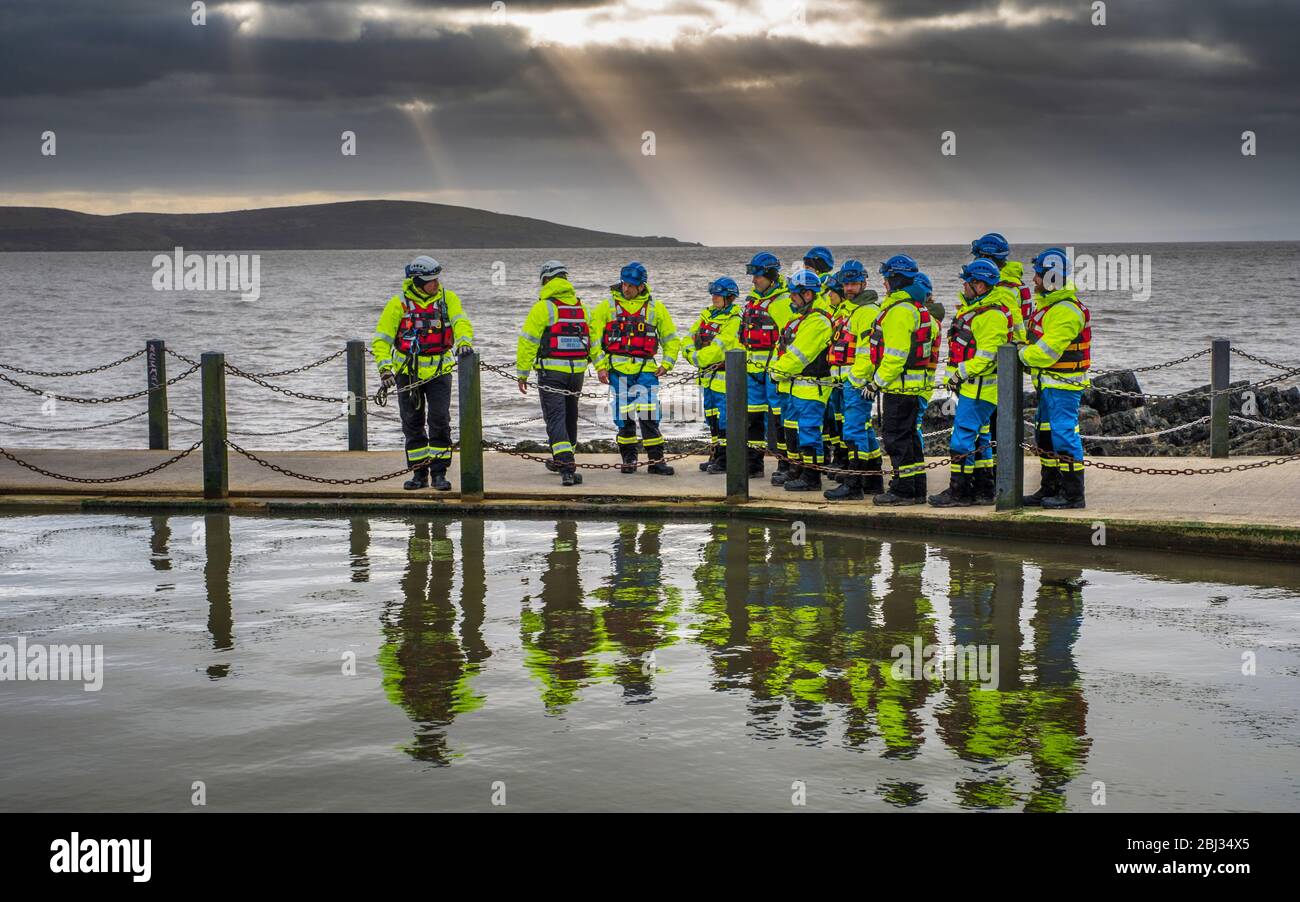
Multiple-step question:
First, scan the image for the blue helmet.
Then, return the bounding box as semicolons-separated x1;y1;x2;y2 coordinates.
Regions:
620;261;648;287
803;246;835;273
746;251;781;276
879;254;919;279
823;273;846;297
1031;247;1070;278
836;259;868;283
959;258;1002;286
970;232;1011;261
707;276;739;299
406;255;443;280
789;269;822;295
912;272;933;296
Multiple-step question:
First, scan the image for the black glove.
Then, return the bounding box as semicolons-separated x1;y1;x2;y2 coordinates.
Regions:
455;344;474;358
380;370;397;390
946;375;962;393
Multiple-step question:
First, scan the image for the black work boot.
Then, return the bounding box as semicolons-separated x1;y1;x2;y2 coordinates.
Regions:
1043;469;1086;509
862;457;884;496
561;469;583;487
874;479;925;505
403;467;430;490
1023;466;1060;507
747;447;765;479
699;445;717;471
830;443;850;483
824;461;864;501
545;459;561;473
972;468;996;505
706;445;727;474
771;456;791;486
647;455;675;476
619;446;638;474
784;452;823;492
429;468;452;491
929;472;975;507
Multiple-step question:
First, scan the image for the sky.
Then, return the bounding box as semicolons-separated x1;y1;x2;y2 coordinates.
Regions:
1;0;1298;245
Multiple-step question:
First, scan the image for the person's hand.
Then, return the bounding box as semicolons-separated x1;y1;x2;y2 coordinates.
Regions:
860;383;877;400
455;344;474;358
517;378;528;395
655;365;667;377
946;375;962;393
598;370;610;385
380;370;397;390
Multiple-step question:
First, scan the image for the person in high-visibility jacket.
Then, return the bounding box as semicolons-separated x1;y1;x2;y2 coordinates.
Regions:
589;261;682;475
686;277;743;474
768;269;835;492
970;232;1030;342
929;259;1014;507
1020;247;1091;509
373;255;474;491
854;254;938;505
515;260;592;487
739;252;794;480
908;272;945;457
824;259;883;501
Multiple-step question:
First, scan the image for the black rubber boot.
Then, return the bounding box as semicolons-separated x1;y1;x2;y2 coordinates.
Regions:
784;451;823;492
429;468;452;492
1023;466;1060;507
824;461;863;501
561;470;583;487
929;471;975;507
619;447;638;474
706;445;727;474
1043;469;1086;509
403;467;429;490
972;468;995;505
647;459;675;476
830;443;850;483
862;456;884;496
545;459;561;473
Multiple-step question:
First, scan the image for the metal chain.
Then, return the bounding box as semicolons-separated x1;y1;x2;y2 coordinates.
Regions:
0;442;202;483
166;348;200;367
170;408;347;436
1087;364;1300;401
480;361;609;399
482;440;698;470
1033;415;1213;442
0;409;150;433
224;439;443;485
223;362;346;404
1230;415;1300;434
1021;441;1300;475
0;348;146;378
1230;347;1299;372
0;361;201;405
1091;348;1210;377
239;349;347;379
761;445;982;478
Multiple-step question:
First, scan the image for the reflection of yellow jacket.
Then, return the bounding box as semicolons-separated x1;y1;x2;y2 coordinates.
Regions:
515;277;591;378
373;279;473;379
686;303;741;393
770;297;835;402
588;288;681;375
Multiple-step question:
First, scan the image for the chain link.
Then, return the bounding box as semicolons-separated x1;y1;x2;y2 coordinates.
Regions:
0;410;150;433
0;361;201;405
224;439;441;485
0;442;202;483
0;348;146;379
482;440;698;470
170;408;347;436
1021;442;1300;475
1091;348;1210;377
1087;364;1300;401
1230;415;1300;434
1230;347;1299;372
239;349;347;379
223;362;346;404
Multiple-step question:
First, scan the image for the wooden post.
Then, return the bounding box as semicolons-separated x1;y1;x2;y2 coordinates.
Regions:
724;349;749;503
458;351;484;501
995;343;1024;511
346;340;368;451
146;338;168;450
201;352;228;500
1210;338;1230;459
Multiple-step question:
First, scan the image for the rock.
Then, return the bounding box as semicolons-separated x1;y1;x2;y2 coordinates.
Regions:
1082;370;1145;417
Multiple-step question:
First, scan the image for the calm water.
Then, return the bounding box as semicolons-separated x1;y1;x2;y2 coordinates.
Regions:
1;243;1298;449
1;511;1296;812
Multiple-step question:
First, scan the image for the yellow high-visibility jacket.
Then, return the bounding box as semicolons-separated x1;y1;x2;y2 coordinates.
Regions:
1000;260;1030;342
830;290;881;384
515;276;592;379
769;296;835;403
686;302;742;394
588;287;681;376
373;279;473;379
859;289;937;396
1019;282;1091;391
949;292;1014;403
743;279;793;375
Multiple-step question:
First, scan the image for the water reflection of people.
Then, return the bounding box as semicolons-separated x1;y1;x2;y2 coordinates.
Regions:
520;520;603;713
378;519;487;765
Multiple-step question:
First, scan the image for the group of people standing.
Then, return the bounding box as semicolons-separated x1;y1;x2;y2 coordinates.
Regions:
372;236;1092;509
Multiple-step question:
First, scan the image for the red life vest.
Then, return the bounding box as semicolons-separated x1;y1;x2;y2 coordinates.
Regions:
396;295;454;356
868;300;938;371
1028;298;1092;373
948;301;1013;366
777;310;832;378
740;295;782;351
826;310;857;366
1001;279;1033;323
601;300;660;359
694;315;722;349
539;300;591;360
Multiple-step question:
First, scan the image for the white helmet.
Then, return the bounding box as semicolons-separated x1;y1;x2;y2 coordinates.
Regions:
539;260;567;283
406;255;442;279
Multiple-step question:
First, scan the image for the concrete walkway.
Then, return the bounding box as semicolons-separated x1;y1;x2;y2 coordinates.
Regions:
0;449;1294;532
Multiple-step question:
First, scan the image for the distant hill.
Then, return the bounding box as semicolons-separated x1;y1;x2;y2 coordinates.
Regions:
0;200;702;251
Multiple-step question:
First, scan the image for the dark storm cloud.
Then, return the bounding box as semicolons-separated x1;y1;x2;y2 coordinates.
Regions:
0;0;1296;241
